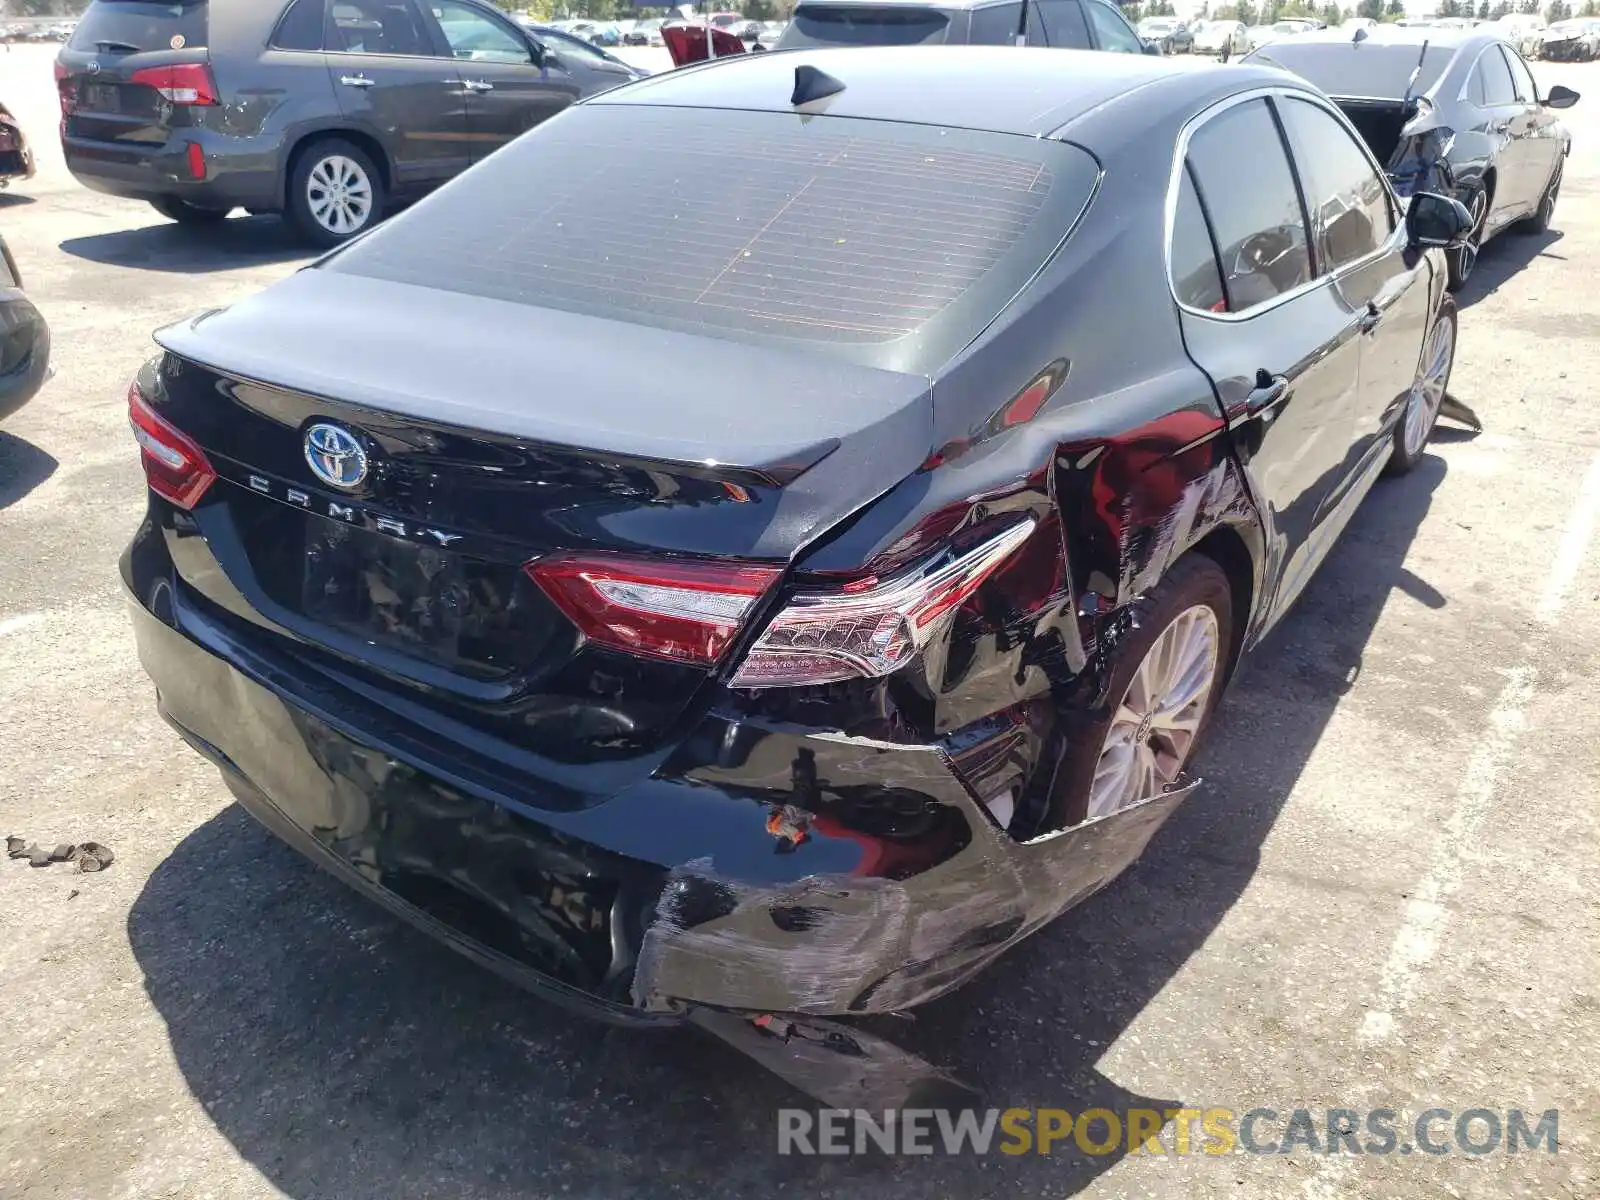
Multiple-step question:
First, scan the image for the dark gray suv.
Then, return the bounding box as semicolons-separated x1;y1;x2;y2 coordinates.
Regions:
56;0;646;245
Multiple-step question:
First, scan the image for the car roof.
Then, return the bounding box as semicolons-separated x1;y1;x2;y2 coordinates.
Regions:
593;46;1287;138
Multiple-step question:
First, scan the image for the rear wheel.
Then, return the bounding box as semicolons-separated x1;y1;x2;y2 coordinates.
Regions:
1446;186;1488;292
1522;161;1562;235
1386;299;1456;476
287;138;384;248
149;195;231;225
1050;554;1233;828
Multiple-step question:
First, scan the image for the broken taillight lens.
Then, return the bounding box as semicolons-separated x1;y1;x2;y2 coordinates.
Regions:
128;381;216;509
130;64;219;106
729;517;1036;689
527;554;781;666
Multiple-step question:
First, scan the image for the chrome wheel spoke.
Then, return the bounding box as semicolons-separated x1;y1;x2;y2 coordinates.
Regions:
1087;603;1220;821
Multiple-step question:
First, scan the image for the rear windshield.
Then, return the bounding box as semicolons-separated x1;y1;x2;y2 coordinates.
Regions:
69;0;207;52
1251;42;1455;99
326;105;1098;373
775;4;951;47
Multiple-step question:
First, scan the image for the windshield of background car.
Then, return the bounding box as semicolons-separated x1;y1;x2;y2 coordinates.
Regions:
776;4;951;46
1252;41;1454;98
326;106;1100;374
69;0;207;51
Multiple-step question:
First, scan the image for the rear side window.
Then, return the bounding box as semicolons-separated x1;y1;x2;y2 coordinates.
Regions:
1275;96;1393;272
272;0;326;50
1185;98;1312;313
1169;165;1226;312
1476;44;1516;105
70;1;208;53
1084;0;1141;52
1036;0;1091;47
968;2;1024;44
327;0;431;55
327;105;1099;372
777;4;951;47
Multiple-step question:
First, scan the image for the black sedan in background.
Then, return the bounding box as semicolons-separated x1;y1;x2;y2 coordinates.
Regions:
121;48;1471;1100
1249;27;1576;289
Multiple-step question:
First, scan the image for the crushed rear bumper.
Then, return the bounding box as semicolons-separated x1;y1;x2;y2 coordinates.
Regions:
126;545;1197;1030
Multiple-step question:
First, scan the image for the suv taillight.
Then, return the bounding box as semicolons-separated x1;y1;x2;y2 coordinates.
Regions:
729;518;1036;688
53;61;74;119
130;63;218;106
128;381;216;509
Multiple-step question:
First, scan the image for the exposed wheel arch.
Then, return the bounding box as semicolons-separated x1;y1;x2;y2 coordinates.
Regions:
280;128;394;212
1189;527;1255;681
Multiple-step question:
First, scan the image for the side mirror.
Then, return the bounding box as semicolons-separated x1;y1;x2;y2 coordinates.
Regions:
1543;84;1580;109
1406;191;1475;248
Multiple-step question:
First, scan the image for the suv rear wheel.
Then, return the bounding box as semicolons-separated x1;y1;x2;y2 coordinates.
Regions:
287;138;385;248
149;196;231;225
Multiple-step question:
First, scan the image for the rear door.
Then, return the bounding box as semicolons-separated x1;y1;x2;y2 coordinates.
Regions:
1469;42;1535;222
1172;94;1368;628
324;0;472;189
56;0;210;152
1502;43;1564;201
1274;93;1433;488
421;0;578;159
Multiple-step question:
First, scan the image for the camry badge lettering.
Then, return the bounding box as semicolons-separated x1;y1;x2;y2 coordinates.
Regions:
304;423;369;490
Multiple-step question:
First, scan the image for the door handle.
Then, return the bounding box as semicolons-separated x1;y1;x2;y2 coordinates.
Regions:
1358;301;1382;335
462;79;494;92
339;74;376;88
1230;368;1289;425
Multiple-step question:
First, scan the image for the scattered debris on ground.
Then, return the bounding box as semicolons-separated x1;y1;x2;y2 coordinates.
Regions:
5;836;114;873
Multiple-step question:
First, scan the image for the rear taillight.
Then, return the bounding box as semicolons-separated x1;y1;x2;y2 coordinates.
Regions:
130;63;218;106
128;381;215;509
53;60;74;118
729;517;1036;689
527;555;781;666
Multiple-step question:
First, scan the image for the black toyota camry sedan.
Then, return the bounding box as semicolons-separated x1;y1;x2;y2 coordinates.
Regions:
1247;27;1577;289
122;47;1471;1096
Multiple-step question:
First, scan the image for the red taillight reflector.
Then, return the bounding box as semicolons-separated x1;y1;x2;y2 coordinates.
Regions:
527;555;780;666
130;63;218;106
54;60;75;117
127;381;216;509
185;141;205;180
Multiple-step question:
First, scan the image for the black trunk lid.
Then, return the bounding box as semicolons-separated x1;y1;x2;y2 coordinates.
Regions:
150;269;933;763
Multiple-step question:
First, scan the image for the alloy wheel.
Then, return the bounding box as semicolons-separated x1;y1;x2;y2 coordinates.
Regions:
306;154;374;237
1088;604;1220;820
1403;313;1454;458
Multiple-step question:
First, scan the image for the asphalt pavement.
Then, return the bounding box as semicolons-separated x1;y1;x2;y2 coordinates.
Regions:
0;43;1596;1200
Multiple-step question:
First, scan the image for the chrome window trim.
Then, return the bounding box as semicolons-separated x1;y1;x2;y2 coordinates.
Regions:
1163;84;1408;325
1459;40;1517;106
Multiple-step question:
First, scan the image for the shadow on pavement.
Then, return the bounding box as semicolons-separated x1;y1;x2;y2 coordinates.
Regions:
1455;228;1563;309
59;214;311;273
0;192;36;207
0;429;56;508
127;455;1451;1198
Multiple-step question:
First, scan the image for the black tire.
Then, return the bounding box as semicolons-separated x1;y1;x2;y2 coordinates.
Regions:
286;137;385;249
1385;297;1457;477
1048;554;1234;829
148;195;231;225
1445;185;1488;292
1522;160;1562;235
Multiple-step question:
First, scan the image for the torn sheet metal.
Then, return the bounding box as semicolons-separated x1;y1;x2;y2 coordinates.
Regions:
1437;392;1482;431
689;1007;983;1112
632;767;1198;1017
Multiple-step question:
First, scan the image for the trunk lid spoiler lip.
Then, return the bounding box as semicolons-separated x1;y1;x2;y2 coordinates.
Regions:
153;270;933;488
